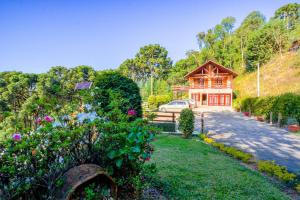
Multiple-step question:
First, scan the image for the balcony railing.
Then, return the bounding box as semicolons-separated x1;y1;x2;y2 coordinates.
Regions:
191;84;231;89
172;85;232;91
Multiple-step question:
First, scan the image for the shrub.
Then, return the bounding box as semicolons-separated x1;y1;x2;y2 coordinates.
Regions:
144;112;157;121
150;122;176;132
212;142;253;163
93;70;142;118
200;135;253;163
178;108;194;138
204;137;214;144
257;160;297;182
147;94;172;109
0;104;159;199
296;183;300;193
287;117;299;125
241;93;300;124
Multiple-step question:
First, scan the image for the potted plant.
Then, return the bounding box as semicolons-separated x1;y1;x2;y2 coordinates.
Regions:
287;117;300;132
256;116;264;122
243;112;250;117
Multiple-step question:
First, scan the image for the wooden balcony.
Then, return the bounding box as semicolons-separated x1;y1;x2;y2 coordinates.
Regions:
172;85;232;91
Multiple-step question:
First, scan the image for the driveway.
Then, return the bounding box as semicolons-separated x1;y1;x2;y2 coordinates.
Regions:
195;111;300;174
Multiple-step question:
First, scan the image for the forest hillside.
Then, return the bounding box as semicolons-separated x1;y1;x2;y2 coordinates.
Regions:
234;51;300;98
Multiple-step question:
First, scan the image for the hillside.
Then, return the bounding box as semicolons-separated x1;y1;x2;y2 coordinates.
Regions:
233;51;300;98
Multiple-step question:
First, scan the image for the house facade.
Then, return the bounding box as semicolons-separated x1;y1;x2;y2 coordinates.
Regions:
173;60;238;111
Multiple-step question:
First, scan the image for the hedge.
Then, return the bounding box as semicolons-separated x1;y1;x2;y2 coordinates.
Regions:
150;122;176;132
240;93;300;124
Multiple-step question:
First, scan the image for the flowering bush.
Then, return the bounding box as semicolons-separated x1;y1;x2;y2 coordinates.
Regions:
127;109;137;116
0;105;159;199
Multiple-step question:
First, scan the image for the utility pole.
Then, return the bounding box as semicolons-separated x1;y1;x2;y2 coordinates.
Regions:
257;63;260;97
150;72;153;95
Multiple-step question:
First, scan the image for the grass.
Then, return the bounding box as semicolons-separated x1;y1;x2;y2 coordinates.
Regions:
234;51;300;98
150;134;290;200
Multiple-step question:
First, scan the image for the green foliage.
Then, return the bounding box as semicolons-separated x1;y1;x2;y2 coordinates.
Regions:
0;66;96;132
118;44;173;82
246;19;289;70
167;51;200;85
200;135;253;163
0;106;158;199
178;108;194;138
147;94;172;109
134;44;173;80
84;183;99;200
257;160;297;182
150;122;176;133
274;3;300;30
93;70;142;118
240;93;300;124
296;183;300;193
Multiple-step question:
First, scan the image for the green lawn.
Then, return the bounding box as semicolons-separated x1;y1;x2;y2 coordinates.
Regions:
150;134;290;200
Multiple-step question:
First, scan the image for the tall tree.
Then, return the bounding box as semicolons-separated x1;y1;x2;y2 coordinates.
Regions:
134;44;172;95
274;3;300;29
118;59;141;81
235;11;266;70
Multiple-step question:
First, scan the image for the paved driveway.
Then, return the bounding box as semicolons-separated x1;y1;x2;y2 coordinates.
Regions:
195;111;300;174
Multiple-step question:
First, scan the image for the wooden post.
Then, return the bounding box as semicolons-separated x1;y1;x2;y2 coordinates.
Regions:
270;112;273;125
277;113;282;127
172;112;175;123
257;63;260;97
201;113;204;134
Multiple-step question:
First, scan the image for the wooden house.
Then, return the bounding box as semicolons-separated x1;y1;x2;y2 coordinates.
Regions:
173;60;238;111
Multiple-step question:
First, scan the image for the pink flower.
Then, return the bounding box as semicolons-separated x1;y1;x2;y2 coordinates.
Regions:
35;117;42;124
12;133;21;141
145;157;151;161
44;115;54;122
127;109;136;116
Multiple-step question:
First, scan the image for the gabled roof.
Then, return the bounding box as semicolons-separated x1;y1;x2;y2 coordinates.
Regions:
184;60;238;79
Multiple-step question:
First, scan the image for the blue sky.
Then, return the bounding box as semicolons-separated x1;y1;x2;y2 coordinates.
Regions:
0;0;295;73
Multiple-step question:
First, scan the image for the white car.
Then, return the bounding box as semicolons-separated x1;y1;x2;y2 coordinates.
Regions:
159;100;191;112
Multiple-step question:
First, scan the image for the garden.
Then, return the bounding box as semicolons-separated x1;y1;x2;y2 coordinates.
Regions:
1;69;300;199
0;71;159;199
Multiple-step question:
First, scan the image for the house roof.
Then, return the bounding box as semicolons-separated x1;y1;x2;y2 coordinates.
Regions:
184;60;238;79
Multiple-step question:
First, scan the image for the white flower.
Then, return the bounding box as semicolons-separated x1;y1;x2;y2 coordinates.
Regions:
84;104;92;111
58;156;64;164
52;121;62;127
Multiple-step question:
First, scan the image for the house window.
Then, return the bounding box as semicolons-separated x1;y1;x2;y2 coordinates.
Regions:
197;78;205;87
216;78;223;86
208;94;231;106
